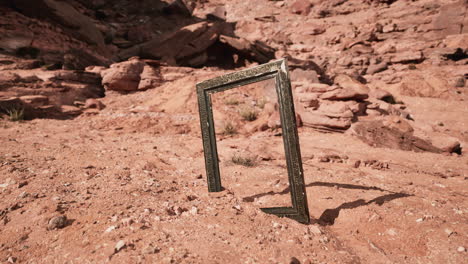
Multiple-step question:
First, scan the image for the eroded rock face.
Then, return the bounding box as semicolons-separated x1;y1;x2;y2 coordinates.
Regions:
0;56;106;119
119;21;275;67
0;69;103;104
293;74;370;131
432;0;468;38
11;0;105;48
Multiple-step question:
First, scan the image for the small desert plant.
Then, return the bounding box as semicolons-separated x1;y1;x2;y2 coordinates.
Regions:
224;97;241;105
256;97;267;109
239;107;258;121
231;154;256;167
3;107;25;121
223;121;237;135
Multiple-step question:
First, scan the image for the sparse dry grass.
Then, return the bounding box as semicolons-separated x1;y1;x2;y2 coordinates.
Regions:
256;97;267;109
231;154;256;167
224;97;241;105
239;107;258;121
223;121;237;135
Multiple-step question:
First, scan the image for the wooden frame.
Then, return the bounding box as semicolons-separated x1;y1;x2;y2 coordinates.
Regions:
196;58;310;224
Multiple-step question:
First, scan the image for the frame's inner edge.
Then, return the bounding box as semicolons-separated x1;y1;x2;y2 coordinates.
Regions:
205;72;277;95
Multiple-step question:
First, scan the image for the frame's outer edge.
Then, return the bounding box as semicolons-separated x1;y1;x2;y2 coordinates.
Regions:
196;58;310;224
196;85;222;192
276;59;310;224
196;59;284;91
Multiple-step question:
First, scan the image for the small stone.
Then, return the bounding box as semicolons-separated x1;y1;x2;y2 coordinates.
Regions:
457;246;465;252
7;256;17;263
454;76;465;88
189;206;198;215
10;203;22;211
308;225;323;235
142;245;159;254
382;23;397;33
386;228;397;236
319;156;330;163
47;215;67;230
84;98;105;110
233;204;242;211
115;240;126;252
173;206;187;215
290;257;301;264
105;225;116;233
319;236;329;243
186;194;198;201
121;217;134;226
445;228;454;236
350;159;361;168
416;218;424;223
18;181;28;188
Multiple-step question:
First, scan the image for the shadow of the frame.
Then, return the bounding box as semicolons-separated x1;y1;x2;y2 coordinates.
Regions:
242;181;412;226
317;192;411;225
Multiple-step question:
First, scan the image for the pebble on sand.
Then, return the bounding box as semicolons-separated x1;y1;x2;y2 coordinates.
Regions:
115;240;126;252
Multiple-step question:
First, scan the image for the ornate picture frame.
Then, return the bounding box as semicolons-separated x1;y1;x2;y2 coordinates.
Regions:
196;58;310;224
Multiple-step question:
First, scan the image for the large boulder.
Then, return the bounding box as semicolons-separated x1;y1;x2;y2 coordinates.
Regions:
101;58;146;92
397;71;454;98
138;64;163;90
295;96;356;130
429;135;462;154
101;58;163;92
333;74;369;94
299;112;353;130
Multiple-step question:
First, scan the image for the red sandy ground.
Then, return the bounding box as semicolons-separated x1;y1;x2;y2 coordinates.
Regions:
1;67;467;263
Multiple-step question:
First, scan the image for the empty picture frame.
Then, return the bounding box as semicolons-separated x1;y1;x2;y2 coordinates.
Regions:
196;58;310;224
